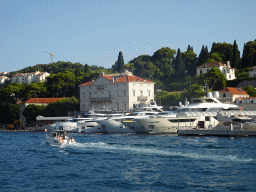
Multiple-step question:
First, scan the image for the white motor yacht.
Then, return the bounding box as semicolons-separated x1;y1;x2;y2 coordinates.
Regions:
95;111;160;134
53;112;109;133
135;92;240;134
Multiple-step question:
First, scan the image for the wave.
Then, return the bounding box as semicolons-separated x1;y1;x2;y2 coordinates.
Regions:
61;142;254;163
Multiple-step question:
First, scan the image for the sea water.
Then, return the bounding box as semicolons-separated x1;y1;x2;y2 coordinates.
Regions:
0;131;256;191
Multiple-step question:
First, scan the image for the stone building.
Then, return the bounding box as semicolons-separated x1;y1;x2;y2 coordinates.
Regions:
218;87;249;103
79;71;155;112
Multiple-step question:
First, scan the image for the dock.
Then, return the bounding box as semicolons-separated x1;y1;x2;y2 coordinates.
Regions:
178;129;256;137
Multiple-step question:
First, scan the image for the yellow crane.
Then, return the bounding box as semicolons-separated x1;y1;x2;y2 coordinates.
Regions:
45;51;54;64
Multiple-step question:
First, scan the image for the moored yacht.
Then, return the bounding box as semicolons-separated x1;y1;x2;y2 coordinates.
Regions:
135;92;239;134
95;111;160;133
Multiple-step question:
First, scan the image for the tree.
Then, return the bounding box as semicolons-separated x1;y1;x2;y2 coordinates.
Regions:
174;48;185;82
23;104;46;125
244;85;256;97
112;51;125;73
84;64;91;73
182;49;197;76
204;67;226;91
151;47;176;62
241;41;256;68
181;84;205;101
43;97;79;117
210;42;233;64
45;71;76;97
198;45;209;67
232;40;240;68
205;52;224;63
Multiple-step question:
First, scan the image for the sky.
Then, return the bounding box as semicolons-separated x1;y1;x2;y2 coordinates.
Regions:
0;0;255;73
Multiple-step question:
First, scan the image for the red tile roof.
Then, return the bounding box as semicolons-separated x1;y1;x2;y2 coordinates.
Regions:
220;87;249;95
197;62;233;69
79;81;93;86
236;97;256;100
103;75;154;83
249;66;256;71
79;74;154;86
24;98;65;104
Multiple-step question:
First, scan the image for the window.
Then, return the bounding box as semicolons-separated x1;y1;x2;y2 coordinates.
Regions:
229;75;231;79
89;93;92;98
117;92;119;97
133;91;135;96
117;104;119;110
109;92;111;97
148;91;150;96
140;91;143;96
200;70;202;74
223;93;226;97
205;117;210;121
124;91;126;97
124;104;126;109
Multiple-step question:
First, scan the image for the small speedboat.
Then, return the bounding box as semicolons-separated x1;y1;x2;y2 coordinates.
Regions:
46;130;75;145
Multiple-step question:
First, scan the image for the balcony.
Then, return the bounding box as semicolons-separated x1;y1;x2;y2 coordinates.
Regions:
89;97;113;103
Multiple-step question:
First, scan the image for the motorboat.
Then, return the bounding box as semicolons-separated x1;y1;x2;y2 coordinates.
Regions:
135;93;240;134
46;130;75;145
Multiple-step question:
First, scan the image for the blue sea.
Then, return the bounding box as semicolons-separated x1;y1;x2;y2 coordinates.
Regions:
1;131;256;192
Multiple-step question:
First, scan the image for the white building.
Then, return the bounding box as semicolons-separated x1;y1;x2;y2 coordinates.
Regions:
79;71;155;112
0;76;10;84
249;66;256;77
197;61;236;80
11;71;50;84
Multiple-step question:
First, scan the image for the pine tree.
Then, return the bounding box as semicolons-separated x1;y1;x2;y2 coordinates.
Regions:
232;40;239;68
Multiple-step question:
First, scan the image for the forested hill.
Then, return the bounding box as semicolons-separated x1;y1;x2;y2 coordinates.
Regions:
8;61;106;76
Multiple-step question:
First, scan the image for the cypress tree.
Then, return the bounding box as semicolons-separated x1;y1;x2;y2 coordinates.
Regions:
116;51;125;73
232;40;239;68
175;48;185;82
241;43;247;68
187;45;191;51
198;45;208;66
204;46;209;63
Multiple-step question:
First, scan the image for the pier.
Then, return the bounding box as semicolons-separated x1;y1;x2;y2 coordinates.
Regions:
178;129;256;137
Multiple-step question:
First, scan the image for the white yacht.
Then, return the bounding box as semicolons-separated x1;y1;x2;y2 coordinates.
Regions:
77;113;123;133
53;112;109;133
133;101;164;112
135;92;239;134
95;111;160;134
